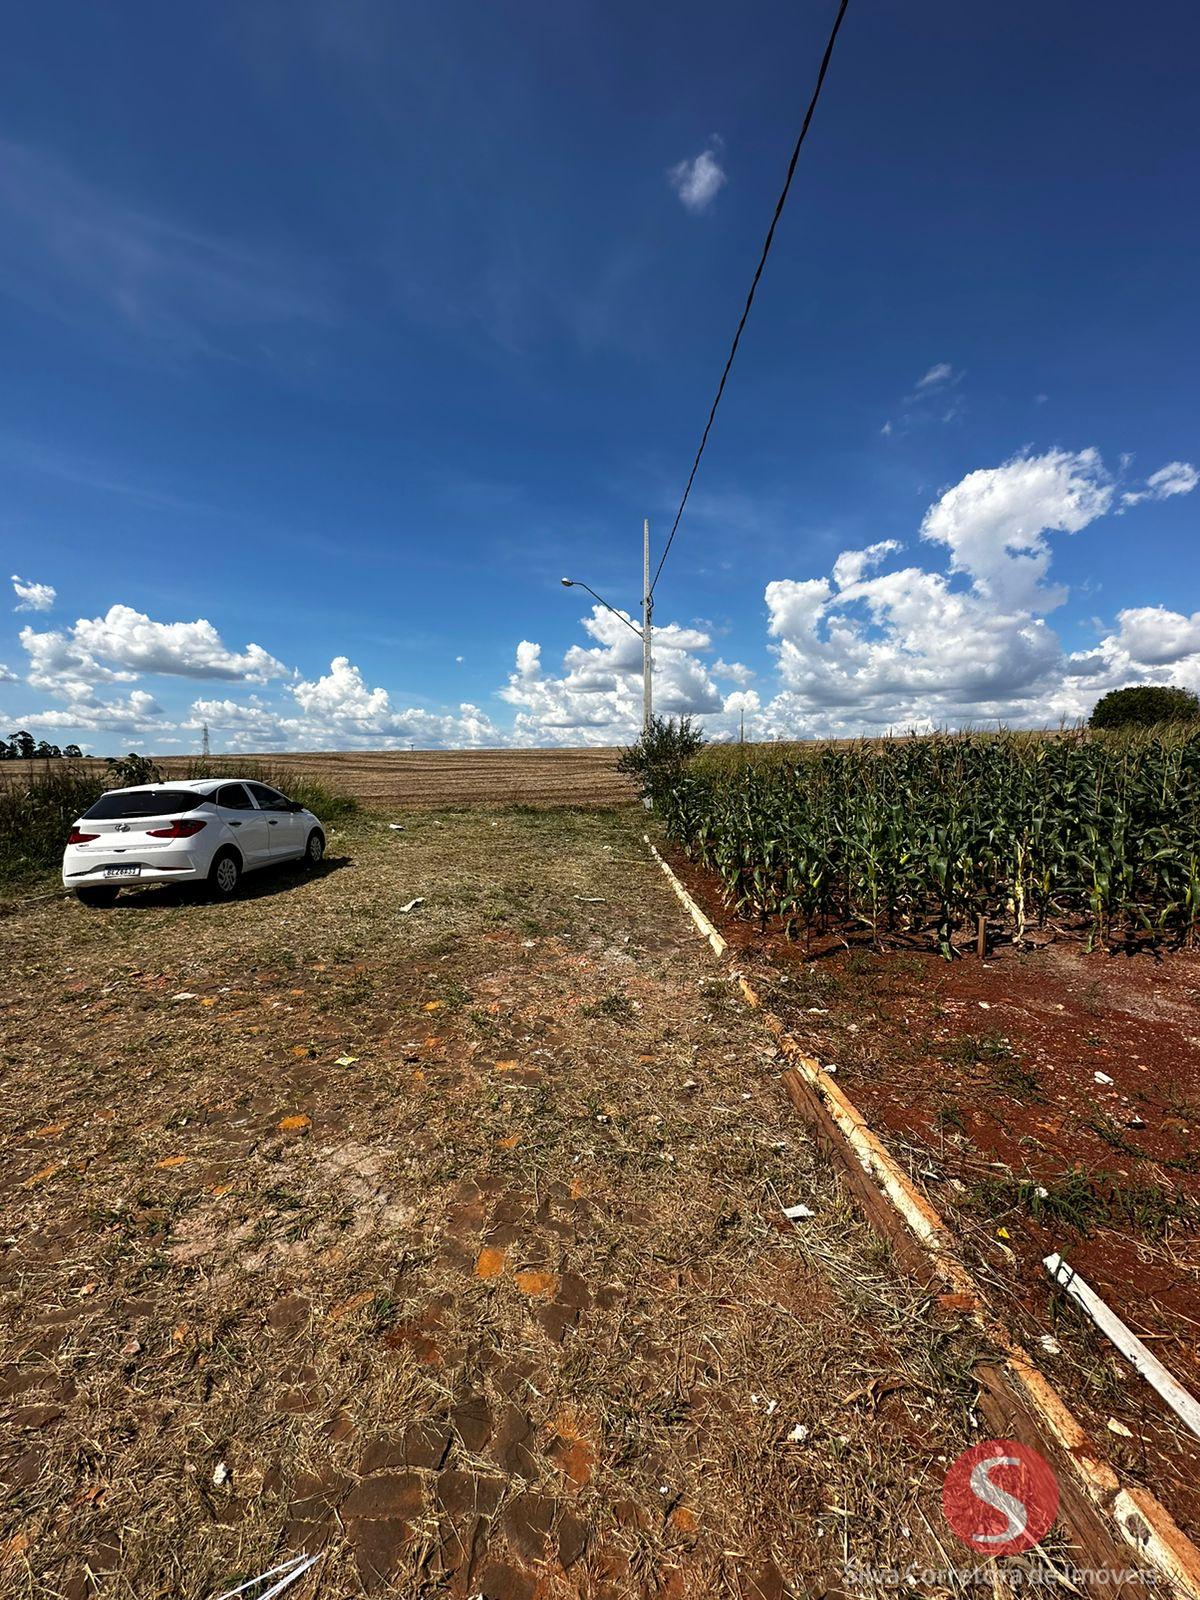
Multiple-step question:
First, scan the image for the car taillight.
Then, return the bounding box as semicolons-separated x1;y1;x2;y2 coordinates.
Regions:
146;818;208;839
68;828;99;845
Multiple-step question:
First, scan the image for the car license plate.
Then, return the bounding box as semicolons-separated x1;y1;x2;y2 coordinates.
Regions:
105;865;141;878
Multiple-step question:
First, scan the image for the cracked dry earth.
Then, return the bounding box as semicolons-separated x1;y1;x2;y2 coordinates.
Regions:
3;808;995;1599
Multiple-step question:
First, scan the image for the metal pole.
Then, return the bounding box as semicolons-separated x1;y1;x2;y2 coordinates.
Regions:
642;518;653;732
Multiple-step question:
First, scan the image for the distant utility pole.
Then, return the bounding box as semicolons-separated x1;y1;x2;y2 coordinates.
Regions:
561;517;655;735
642;518;653;733
201;722;211;758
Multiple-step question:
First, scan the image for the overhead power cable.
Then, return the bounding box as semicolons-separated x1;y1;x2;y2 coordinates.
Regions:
650;0;852;597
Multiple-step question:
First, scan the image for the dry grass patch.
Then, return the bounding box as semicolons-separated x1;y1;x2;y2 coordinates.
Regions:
0;806;1034;1597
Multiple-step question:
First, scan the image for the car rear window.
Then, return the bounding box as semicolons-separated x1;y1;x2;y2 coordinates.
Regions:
84;789;208;820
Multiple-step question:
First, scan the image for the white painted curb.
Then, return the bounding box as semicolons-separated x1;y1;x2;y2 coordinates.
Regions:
644;835;726;957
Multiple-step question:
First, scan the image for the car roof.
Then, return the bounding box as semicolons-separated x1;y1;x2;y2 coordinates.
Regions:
101;778;275;796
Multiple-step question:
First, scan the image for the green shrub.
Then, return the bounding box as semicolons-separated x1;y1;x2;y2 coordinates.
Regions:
280;777;359;823
616;715;706;800
106;752;164;786
1090;684;1200;729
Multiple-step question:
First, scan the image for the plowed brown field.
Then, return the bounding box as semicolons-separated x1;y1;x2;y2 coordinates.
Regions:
0;748;632;809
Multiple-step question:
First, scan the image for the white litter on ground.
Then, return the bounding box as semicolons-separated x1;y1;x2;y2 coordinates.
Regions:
213;1551;321;1600
1045;1252;1200;1439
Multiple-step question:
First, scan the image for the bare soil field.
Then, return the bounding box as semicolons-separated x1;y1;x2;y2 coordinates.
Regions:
666;845;1200;1546
0;748;633;810
0;805;1059;1599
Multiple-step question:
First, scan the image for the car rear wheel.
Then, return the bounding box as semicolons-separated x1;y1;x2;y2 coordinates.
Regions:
76;886;118;908
304;828;325;867
209;849;242;900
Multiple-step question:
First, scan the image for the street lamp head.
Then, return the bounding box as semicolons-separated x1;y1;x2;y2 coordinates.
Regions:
560;577;574;587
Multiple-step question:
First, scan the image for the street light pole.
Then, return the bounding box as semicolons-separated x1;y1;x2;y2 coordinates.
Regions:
642;518;652;733
561;518;655;734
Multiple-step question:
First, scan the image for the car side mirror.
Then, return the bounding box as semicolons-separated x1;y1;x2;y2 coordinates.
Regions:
288;800;303;812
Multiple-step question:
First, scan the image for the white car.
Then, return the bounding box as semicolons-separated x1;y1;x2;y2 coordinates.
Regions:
63;779;326;907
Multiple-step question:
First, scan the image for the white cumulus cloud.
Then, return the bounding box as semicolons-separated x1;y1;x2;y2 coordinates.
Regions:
500;605;720;744
1068;606;1200;686
708;445;1198;742
7;687;167;736
188;659;504;752
292;656;391;722
668;143;727;212
514;640;541;680
19;603;287;695
920;447;1113;611
1106;605;1200;665
1121;460;1199;508
287;656;501;747
11;574;56;612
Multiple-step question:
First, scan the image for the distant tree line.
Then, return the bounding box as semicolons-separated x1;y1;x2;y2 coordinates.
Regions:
1;731;83;760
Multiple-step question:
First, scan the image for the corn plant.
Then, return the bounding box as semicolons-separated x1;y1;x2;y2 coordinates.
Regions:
655;727;1200;954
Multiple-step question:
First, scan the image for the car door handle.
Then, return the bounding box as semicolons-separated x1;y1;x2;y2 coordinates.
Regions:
228;820;241;827
268;819;279;825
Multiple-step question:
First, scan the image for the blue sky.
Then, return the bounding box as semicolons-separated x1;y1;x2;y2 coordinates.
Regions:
2;0;1198;751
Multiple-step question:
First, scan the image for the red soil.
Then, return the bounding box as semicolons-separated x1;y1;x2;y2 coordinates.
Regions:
665;844;1200;1542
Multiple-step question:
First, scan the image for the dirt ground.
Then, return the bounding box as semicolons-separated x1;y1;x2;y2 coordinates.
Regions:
664;847;1200;1547
0;748;633;810
0;806;1081;1599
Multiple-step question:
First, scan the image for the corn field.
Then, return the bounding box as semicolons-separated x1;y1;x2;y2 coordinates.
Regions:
654;729;1200;954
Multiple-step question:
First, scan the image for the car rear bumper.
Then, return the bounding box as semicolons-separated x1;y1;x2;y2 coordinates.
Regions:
62;850;208;887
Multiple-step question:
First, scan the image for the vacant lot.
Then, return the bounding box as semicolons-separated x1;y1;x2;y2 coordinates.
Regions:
0;805;1021;1599
0;748;632;810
